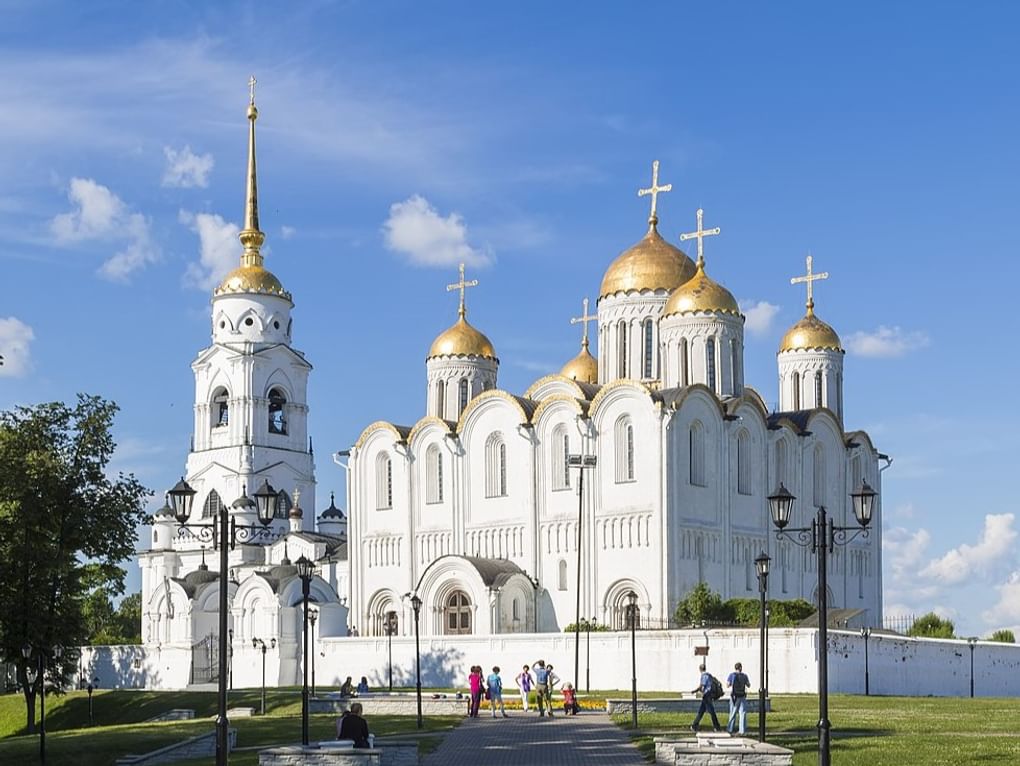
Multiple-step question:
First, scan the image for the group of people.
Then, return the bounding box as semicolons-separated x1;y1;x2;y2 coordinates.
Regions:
468;660;580;718
339;675;371;697
690;661;752;735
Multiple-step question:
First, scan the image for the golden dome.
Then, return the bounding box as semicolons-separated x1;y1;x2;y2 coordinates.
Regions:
560;338;598;384
779;303;842;352
600;222;696;299
215;265;292;301
428;315;496;360
663;260;740;317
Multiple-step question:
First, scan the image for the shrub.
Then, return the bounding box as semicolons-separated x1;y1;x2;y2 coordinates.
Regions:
989;629;1015;643
907;612;955;639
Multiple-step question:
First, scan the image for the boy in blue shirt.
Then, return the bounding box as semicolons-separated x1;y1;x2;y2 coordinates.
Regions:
690;664;721;732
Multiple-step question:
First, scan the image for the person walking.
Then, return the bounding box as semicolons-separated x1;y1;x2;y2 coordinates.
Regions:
533;660;553;717
726;662;751;735
515;665;534;712
487;666;508;718
468;665;485;718
690;664;722;732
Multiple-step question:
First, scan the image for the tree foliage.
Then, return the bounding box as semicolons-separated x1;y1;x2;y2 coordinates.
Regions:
673;583;816;627
0;396;150;729
674;582;727;624
907;612;955;639
563;619;613;633
989;629;1015;643
85;589;142;645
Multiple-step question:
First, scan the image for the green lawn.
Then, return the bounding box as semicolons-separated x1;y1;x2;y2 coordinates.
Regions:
613;694;1020;765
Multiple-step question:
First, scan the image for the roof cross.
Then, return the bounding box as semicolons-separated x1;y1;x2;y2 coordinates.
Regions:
790;254;829;311
249;75;257;105
570;296;596;348
679;208;721;265
637;160;672;224
446;263;479;319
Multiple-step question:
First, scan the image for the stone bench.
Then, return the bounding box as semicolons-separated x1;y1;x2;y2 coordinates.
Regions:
258;741;417;766
654;733;793;765
605;697;771;715
310;693;468;717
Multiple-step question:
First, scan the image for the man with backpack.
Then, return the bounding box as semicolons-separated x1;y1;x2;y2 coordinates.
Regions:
533;660;554;717
726;662;751;735
690;664;722;732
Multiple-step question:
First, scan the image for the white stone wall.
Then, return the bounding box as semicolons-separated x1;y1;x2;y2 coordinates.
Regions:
597;291;671;383
777;349;844;419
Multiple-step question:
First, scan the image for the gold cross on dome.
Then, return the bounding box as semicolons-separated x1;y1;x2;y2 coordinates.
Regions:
679;208;721;265
570;296;596;346
446;263;479;318
790;254;829;310
249;75;257;105
637;160;672;223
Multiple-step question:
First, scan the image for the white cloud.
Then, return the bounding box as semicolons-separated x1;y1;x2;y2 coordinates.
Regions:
740;300;780;336
0;317;34;378
280;225;296;240
845;326;930;357
382;194;491;268
162;145;214;188
921;513;1017;585
983;571;1020;626
180;210;240;291
50;177;159;281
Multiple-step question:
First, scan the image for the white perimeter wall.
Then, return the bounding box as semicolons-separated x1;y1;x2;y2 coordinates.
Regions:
82;629;1020;698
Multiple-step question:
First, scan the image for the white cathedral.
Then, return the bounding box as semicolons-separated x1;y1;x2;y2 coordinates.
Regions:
139;90;883;685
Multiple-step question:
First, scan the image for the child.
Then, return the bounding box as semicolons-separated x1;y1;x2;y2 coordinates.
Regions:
562;682;579;715
487;665;508;718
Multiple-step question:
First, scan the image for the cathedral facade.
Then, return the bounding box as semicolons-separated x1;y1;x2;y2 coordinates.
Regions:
347;169;885;638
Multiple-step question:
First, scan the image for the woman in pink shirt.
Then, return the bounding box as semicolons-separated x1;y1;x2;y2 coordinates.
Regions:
468;665;485;718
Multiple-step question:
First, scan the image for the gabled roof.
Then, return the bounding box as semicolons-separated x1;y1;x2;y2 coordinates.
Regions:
172;569;219;598
462;556;530;589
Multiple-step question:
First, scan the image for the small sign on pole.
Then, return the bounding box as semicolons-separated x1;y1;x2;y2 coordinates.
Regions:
694;646;709;656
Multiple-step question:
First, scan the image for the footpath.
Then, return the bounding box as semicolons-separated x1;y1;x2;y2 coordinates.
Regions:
421;710;647;766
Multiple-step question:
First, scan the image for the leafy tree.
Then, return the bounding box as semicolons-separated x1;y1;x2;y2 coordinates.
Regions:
84;584;142;645
989;629;1015;643
673;582;728;625
0;396;149;730
563;619;612;633
907;612;955;639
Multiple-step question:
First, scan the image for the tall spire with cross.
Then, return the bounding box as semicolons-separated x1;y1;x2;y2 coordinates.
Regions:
447;263;479;319
637;160;672;227
239;75;266;268
679;208;721;268
790;254;829;315
570;297;596;352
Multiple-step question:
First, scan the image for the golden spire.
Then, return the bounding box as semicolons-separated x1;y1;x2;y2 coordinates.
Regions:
637;160;672;227
446;262;479;319
679;207;721;268
790;254;829;315
239;75;266;268
570;296;596;353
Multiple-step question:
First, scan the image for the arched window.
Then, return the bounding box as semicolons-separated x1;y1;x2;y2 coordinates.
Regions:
792;372;801;410
617;321;628;378
552;425;570;491
201;489;224;520
426;445;443;504
680;338;690;387
275;490;291;519
268;388;287;434
813;444;825;508
737;430;751;495
775;439;788;488
212;387;229;428
436;379;445;419
814;371;823;408
706;339;717;392
485;433;507;497
444;590;472;635
642;318;654;379
558;559;568;590
689;422;706;487
458;378;469;415
614;416;635;483
376;453;393;509
731;339;742;394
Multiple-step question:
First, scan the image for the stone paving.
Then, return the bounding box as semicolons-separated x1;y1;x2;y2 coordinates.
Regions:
421;710;647;766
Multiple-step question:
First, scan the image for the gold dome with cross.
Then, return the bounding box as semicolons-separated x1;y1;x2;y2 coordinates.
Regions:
560;297;598;384
779;255;842;352
600;161;696;299
428;264;497;360
663;208;739;317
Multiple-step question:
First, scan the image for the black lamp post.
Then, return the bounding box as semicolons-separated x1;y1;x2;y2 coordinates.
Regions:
252;637;276;715
567;452;597;693
767;480;877;766
860;628;871;696
754;551;771;742
169;477;277;766
309;610;318;697
410;594;423;728
296;555;315;746
585;617;595;694
23;643;61;764
87;676;99;726
626;590;638;729
968;637;977;698
385;610;398;692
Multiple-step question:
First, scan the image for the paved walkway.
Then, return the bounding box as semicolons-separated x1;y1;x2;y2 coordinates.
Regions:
421;711;647;765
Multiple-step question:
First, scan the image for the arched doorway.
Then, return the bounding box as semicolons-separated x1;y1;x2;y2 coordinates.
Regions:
443;590;472;635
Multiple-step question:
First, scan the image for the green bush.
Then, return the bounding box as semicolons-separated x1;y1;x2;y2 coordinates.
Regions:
907;612;955;638
673;583;816;627
989;628;1015;643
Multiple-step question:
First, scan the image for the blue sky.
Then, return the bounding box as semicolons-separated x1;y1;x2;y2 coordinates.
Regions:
1;1;1018;637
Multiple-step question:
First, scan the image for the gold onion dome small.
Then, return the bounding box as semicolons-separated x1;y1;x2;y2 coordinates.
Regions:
428;315;497;360
663;259;740;317
600;220;696;299
216;264;291;300
779;302;842;353
560;338;598;384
